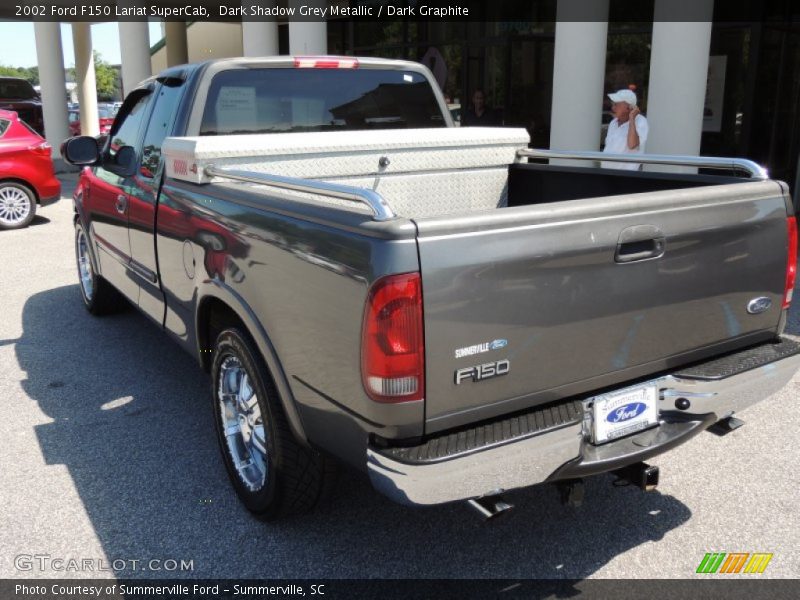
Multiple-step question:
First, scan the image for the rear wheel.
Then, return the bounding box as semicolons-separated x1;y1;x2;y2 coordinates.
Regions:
0;181;36;230
211;327;335;520
74;222;124;315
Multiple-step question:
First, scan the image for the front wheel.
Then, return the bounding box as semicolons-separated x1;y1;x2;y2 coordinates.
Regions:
211;328;335;520
0;181;36;230
74;222;124;315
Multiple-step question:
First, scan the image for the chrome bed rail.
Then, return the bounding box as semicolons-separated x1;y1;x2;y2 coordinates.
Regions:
204;164;396;221
517;148;769;180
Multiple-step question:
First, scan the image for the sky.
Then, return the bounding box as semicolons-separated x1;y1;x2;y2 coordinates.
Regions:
0;21;164;68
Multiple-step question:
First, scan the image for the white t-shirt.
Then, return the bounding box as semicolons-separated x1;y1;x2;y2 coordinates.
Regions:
602;114;649;170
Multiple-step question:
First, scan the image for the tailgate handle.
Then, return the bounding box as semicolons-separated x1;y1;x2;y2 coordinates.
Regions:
615;225;665;263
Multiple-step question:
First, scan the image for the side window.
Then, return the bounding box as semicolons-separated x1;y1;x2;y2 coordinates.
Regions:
0;119;9;137
95;91;151;182
109;92;151;159
140;83;182;179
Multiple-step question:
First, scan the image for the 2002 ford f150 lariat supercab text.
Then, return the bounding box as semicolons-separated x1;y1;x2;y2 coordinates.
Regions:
61;56;800;520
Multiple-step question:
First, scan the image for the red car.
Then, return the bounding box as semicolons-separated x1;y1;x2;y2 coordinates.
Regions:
68;105;116;137
0;109;60;230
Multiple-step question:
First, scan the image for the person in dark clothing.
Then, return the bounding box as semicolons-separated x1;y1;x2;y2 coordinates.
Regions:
461;88;500;126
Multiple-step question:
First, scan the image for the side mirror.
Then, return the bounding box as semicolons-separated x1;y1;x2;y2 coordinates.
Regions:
105;145;137;178
61;136;100;166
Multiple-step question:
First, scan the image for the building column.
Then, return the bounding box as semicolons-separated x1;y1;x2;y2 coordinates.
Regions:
242;1;279;56
288;0;327;55
33;22;70;159
165;21;188;66
645;0;714;170
72;22;99;137
118;20;151;95
549;0;610;163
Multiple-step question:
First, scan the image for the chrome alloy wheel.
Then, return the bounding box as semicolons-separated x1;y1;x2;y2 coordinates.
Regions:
76;228;94;301
218;356;268;491
0;185;31;227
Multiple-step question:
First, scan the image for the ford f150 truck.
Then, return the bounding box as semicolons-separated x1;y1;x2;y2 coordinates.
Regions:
61;56;800;521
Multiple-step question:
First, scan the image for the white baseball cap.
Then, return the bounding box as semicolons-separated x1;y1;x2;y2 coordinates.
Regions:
608;89;638;107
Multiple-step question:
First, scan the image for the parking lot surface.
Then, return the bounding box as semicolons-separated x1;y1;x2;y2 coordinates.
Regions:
1;174;799;579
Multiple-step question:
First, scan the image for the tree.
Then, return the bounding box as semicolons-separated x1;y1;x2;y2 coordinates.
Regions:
93;52;119;101
66;52;121;101
0;65;39;85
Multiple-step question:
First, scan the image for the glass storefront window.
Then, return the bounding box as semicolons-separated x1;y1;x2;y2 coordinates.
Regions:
699;25;750;158
507;38;555;147
338;0;799;198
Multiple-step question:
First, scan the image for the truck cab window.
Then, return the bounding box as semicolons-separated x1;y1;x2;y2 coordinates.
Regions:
200;68;445;135
109;93;150;159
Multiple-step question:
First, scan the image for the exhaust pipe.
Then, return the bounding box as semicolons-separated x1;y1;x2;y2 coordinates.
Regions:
467;494;514;521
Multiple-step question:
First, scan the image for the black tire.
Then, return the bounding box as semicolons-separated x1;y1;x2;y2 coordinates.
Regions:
74;221;124;315
211;327;336;520
0;181;36;230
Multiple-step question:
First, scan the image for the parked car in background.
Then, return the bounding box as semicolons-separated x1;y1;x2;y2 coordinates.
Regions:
0;77;44;135
0;109;60;230
68;105;117;137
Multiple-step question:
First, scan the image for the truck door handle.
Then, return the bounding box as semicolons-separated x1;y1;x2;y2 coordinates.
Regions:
615;238;665;263
615;224;665;263
115;194;127;214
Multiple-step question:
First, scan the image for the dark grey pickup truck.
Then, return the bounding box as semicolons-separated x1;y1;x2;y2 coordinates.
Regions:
62;56;800;521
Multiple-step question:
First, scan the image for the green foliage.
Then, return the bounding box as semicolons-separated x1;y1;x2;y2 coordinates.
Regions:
0;65;39;85
65;52;121;101
93;51;121;101
1;54;120;101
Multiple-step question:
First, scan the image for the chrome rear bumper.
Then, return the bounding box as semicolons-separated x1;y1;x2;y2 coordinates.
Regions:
367;337;800;506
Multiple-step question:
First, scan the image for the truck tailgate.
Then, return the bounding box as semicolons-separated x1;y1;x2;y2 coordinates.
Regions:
415;180;790;432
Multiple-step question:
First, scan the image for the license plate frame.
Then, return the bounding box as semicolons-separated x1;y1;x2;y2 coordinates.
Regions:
591;382;660;444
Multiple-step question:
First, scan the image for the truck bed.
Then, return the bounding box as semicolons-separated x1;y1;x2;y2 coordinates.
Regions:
163;128;791;436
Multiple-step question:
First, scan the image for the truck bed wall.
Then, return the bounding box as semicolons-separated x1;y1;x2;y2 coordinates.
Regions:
156;178;427;470
507;163;750;207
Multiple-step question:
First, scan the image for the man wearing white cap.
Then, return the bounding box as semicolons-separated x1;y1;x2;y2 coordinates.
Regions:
602;88;649;170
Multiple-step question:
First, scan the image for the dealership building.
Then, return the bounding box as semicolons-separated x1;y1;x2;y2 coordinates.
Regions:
31;0;800;198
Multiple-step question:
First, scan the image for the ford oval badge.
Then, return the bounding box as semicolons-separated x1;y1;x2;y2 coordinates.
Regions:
607;402;647;424
490;339;508;350
746;297;772;315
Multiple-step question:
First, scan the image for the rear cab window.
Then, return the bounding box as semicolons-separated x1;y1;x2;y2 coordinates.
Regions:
199;68;445;135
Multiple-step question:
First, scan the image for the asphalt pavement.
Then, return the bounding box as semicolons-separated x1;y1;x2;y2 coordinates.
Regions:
0;174;798;580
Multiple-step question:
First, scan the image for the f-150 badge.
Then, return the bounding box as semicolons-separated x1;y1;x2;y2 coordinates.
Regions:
455;360;510;384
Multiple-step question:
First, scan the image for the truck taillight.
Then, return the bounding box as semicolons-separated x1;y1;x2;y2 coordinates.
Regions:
784;216;797;309
293;56;359;69
361;272;424;403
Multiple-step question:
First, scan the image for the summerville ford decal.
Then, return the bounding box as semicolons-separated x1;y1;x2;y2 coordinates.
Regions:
454;339;508;359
